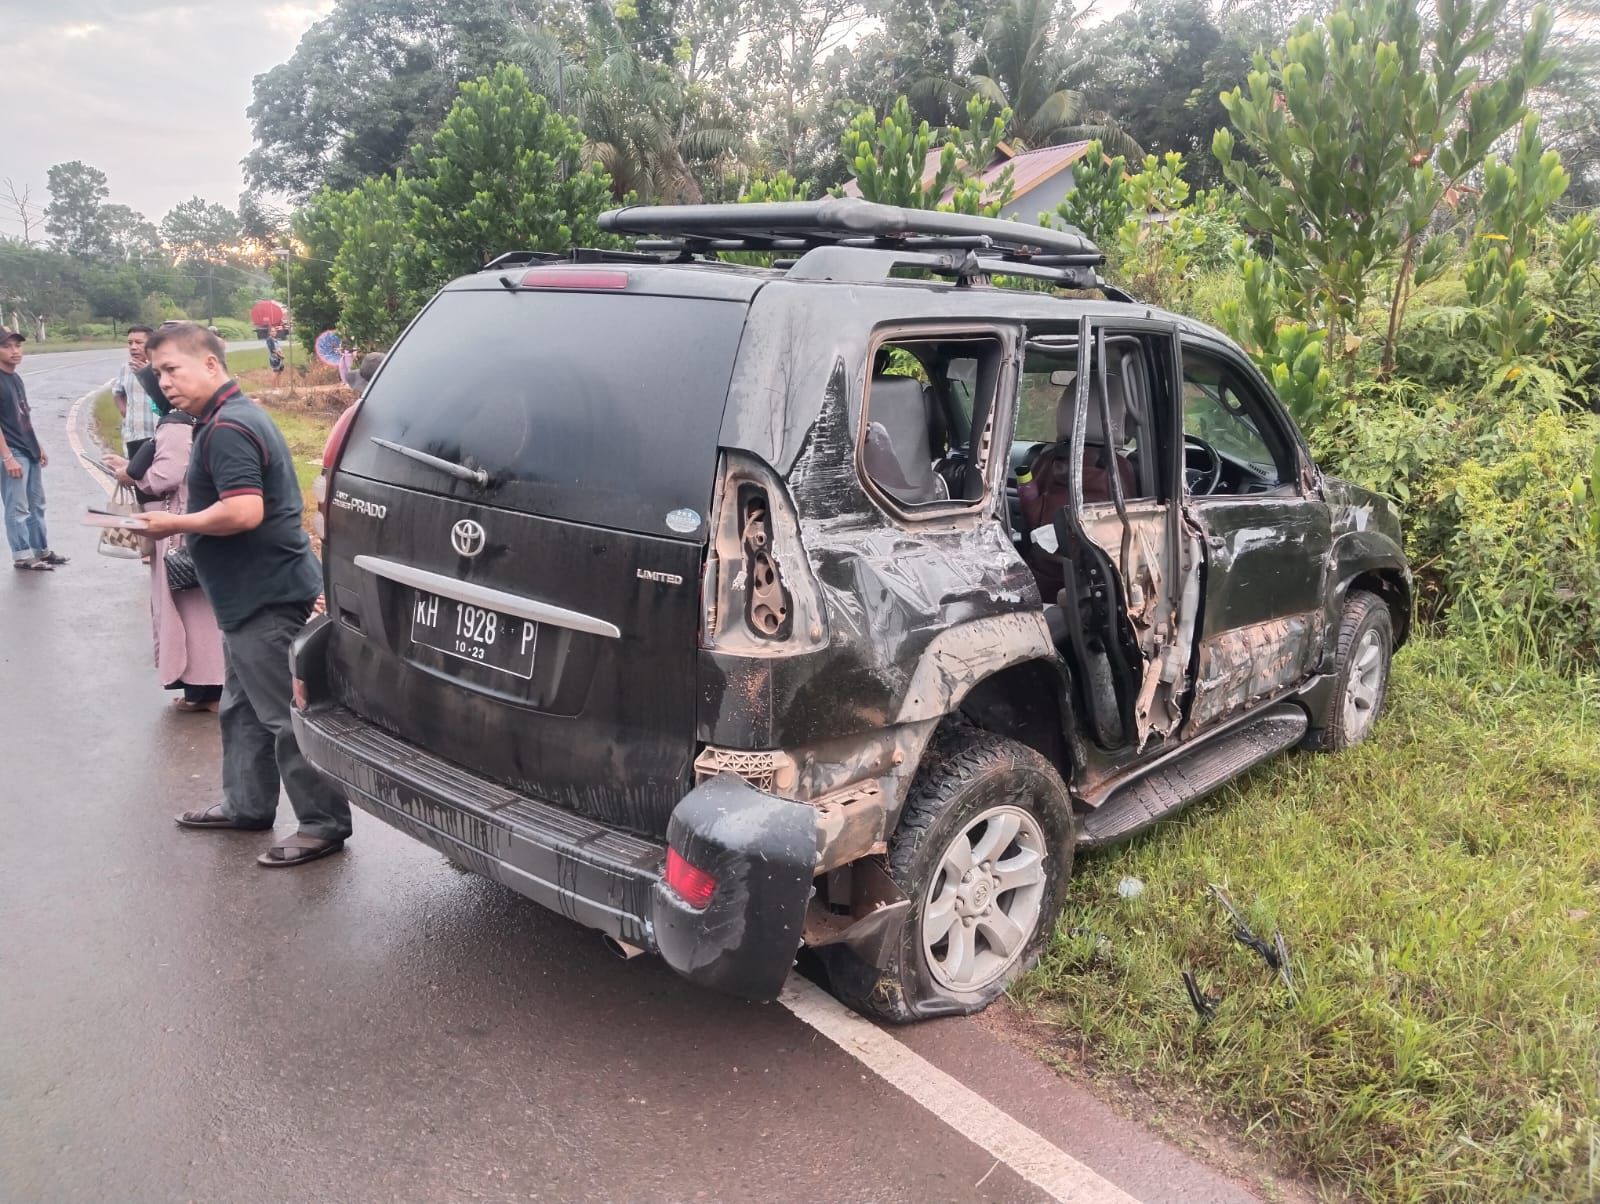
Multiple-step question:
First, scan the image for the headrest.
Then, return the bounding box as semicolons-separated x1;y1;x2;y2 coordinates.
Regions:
1055;369;1127;447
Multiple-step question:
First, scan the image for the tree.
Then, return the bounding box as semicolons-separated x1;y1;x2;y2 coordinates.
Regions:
840;95;1011;213
99;204;161;263
1213;0;1554;381
941;0;1141;155
736;0;870;180
278;188;348;355
877;0;990;123
331;177;411;349
245;0;523;197
569;31;746;203
841;97;966;208
237;192;289;258
1048;141;1130;246
159;198;242;265
1464;115;1570;363
1082;0;1229;186
2;179;41;244
85;267;144;329
0;242;87;339
45;161;113;259
1480;0;1600;206
400;64;615;294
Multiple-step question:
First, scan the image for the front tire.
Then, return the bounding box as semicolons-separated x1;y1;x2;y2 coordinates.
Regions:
822;729;1075;1023
1308;590;1393;751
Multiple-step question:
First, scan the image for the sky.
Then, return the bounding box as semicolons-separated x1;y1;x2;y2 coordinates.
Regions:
0;1;335;239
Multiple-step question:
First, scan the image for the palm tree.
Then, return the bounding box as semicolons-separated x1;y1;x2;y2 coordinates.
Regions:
917;0;1142;156
509;20;745;204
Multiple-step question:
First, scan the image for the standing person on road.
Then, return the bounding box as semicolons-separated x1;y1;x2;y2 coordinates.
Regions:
136;323;351;867
0;326;68;571
102;390;226;712
266;326;285;386
113;325;159;463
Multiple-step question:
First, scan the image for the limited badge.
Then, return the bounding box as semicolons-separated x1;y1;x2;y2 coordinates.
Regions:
664;508;702;533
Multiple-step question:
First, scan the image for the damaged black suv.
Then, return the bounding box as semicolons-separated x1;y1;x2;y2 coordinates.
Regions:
290;200;1409;1021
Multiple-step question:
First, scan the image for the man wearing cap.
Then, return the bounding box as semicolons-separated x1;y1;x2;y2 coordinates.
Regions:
0;326;67;571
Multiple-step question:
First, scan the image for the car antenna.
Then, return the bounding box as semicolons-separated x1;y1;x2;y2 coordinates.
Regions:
498;275;518;291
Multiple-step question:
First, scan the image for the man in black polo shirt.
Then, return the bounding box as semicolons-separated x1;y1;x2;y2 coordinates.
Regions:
138;323;352;867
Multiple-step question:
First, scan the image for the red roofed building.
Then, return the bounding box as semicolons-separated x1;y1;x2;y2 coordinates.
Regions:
842;140;1096;222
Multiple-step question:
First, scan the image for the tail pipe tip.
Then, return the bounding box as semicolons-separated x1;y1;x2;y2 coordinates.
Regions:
601;934;646;961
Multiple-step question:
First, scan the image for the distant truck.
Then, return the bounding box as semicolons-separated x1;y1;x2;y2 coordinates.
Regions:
250;299;286;339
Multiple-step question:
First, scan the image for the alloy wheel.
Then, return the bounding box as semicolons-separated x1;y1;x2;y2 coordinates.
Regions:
921;804;1049;993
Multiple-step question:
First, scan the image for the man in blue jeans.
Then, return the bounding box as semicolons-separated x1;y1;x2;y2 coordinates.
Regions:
0;327;68;571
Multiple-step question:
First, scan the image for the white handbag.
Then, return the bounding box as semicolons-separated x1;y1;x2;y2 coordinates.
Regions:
96;484;146;559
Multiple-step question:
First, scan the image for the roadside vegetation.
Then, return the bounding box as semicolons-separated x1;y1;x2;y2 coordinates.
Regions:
1018;639;1600;1198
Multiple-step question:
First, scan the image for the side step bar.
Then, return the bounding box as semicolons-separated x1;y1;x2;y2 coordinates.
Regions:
1076;705;1308;849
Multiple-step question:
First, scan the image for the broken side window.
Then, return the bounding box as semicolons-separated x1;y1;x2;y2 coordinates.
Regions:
861;332;1005;513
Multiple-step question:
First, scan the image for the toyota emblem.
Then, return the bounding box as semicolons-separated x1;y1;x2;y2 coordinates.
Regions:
450;518;487;558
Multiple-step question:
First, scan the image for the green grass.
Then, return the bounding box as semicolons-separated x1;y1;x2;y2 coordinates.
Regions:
266;404;338;494
91;389;122;455
88;374;335;498
227;347;268;374
1016;638;1600;1200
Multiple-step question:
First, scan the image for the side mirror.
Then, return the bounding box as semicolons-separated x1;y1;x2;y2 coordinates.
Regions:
1048;369;1076;387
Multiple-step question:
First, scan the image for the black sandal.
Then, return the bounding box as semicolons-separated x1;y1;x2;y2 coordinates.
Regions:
257;833;346;868
175;804;272;830
13;558;52;571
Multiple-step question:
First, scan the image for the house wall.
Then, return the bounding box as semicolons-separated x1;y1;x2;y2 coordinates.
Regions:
997;167;1077;224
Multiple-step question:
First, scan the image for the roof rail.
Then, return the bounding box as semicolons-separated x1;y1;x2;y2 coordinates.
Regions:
481;250;562;271
781;245;1110;291
597;198;1104;267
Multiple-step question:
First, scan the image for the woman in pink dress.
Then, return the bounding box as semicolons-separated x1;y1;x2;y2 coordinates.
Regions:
105;395;226;712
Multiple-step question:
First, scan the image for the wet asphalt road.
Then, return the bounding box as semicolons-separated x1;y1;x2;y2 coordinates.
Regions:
0;347;1263;1203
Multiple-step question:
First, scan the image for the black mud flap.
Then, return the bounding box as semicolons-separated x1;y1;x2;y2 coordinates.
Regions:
652;776;816;1001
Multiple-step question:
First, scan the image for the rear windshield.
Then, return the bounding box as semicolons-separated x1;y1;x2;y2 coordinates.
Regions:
337;287;746;538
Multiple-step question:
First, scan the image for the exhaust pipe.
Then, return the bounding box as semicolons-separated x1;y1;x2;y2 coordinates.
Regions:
601;934;645;961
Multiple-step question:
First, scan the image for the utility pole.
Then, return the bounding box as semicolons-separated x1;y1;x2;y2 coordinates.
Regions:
274;246;293;393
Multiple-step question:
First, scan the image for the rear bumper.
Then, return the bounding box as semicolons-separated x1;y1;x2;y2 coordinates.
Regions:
292;703;815;1000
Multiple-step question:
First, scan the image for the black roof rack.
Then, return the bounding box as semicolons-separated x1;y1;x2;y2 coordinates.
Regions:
481;200;1133;296
597;198;1104;268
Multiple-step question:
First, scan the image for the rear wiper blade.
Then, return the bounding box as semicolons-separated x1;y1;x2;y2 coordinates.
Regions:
369;436;490;488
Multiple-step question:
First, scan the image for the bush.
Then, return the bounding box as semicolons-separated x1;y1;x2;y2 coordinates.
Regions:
141;293;186;324
1315;372;1600;664
209;317;252;340
1439;409;1600;662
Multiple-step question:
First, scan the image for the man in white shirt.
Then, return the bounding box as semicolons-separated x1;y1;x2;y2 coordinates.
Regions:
113;324;159;459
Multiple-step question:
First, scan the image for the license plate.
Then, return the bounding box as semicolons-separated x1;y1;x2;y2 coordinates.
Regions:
410;591;538;679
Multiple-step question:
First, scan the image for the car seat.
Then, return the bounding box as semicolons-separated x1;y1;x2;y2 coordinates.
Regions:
863;376;951;505
1020;366;1138;603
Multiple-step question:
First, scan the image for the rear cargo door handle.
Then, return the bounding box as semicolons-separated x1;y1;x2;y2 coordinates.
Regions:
353;555;623;640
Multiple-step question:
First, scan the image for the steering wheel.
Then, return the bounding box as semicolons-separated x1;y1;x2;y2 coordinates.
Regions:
1184;434;1223;496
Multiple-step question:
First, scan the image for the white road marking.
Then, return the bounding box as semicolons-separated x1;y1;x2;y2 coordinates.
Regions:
778;974;1141;1203
66;384;116;499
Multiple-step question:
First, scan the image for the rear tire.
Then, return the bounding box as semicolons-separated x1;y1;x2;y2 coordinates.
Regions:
822;729;1075;1023
1306;590;1393;751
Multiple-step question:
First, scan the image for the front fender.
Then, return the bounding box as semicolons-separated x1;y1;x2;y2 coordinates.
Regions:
1325;529;1412;650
